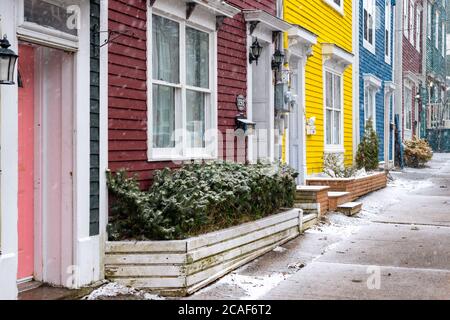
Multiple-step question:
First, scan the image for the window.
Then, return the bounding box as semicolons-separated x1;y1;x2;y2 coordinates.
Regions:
405;87;412;130
24;0;78;36
364;88;376;128
416;8;421;51
325;70;343;148
409;0;415;44
442;23;445;56
385;0;392;62
323;0;344;14
150;13;216;160
435;10;439;48
427;2;432;39
404;0;409;38
364;0;376;52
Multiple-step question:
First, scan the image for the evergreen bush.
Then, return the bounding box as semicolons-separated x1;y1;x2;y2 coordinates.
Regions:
355;118;380;171
107;162;298;241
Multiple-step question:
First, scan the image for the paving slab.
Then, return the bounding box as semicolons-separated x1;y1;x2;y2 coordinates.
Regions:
263;262;450;300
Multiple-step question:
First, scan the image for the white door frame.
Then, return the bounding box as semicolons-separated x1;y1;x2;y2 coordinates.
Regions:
288;55;307;184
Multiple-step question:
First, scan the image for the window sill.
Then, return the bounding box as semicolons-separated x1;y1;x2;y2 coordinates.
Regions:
147;155;217;163
363;40;375;55
324;145;345;154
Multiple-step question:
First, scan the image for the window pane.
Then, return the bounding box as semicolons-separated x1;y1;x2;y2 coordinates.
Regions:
153;84;175;148
186;90;206;148
186;27;209;88
152;15;179;83
326;72;333;108
326;109;332;145
24;0;78;36
333;111;341;145
334;74;341;110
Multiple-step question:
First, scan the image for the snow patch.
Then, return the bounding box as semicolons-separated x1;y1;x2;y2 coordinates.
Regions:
272;246;287;253
83;282;163;300
215;273;289;300
388;176;434;191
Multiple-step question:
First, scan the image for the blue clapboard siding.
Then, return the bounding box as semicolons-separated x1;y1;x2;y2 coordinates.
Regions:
359;0;394;161
90;0;100;236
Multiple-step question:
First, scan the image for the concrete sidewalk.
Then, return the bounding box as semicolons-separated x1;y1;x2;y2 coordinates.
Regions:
187;154;450;300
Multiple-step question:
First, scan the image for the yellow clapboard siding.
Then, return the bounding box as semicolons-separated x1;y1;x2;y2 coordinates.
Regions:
284;0;354;174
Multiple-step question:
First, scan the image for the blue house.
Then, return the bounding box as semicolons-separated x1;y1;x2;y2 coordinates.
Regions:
359;0;395;164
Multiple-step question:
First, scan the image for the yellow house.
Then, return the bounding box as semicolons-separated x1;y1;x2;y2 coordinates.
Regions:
284;0;354;175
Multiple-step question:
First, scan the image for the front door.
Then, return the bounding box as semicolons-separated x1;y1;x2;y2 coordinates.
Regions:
18;44;36;281
17;43;75;285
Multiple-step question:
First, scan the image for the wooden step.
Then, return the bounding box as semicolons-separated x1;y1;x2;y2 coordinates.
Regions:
328;191;351;211
337;202;363;216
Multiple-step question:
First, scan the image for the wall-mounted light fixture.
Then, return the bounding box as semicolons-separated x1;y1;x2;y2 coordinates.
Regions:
249;38;263;65
236;113;256;135
0;35;18;85
271;49;284;71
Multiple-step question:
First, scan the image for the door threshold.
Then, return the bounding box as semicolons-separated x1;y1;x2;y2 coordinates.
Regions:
18;280;43;293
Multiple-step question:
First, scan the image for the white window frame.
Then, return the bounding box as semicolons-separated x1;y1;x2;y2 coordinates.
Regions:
364;87;377;129
324;68;344;153
385;0;392;63
323;0;345;15
364;0;376;54
435;10;440;48
404;0;409;38
404;86;413;131
416;8;421;51
409;0;415;44
427;1;432;39
442;22;446;56
147;6;218;162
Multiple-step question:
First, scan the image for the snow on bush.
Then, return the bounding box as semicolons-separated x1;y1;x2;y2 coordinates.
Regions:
404;137;433;168
107;162;298;241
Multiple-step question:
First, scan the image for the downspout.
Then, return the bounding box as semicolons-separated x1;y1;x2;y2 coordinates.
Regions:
394;0;404;164
422;0;428;137
352;0;360;159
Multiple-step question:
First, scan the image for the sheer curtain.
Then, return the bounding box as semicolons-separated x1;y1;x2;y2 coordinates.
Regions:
186;27;209;148
152;15;179;148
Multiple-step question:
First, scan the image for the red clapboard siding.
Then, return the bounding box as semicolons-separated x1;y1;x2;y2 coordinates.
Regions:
402;0;423;139
108;0;277;189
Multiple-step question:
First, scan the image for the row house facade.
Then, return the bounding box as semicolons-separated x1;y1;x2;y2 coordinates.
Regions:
284;0;355;174
401;0;424;142
358;0;395;165
0;0;109;299
108;0;301;188
424;0;447;135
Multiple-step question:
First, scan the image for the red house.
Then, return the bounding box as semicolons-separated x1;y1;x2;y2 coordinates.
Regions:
401;0;424;140
108;0;292;189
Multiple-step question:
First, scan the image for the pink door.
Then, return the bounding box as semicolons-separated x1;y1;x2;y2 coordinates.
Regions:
18;44;36;281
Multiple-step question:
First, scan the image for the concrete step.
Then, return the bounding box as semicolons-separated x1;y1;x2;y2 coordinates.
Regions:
337;202;363;216
328;191;351;211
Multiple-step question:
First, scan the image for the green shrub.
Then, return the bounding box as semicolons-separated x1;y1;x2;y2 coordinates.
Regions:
404;137;433;168
107;162;298;241
355;118;379;171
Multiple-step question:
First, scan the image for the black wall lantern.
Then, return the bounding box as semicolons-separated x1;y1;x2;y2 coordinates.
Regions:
249;38;263;65
271;49;284;71
0;36;18;85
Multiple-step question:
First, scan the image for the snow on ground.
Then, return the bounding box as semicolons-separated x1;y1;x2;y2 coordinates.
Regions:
83;282;163;300
210;273;290;300
387;174;434;191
